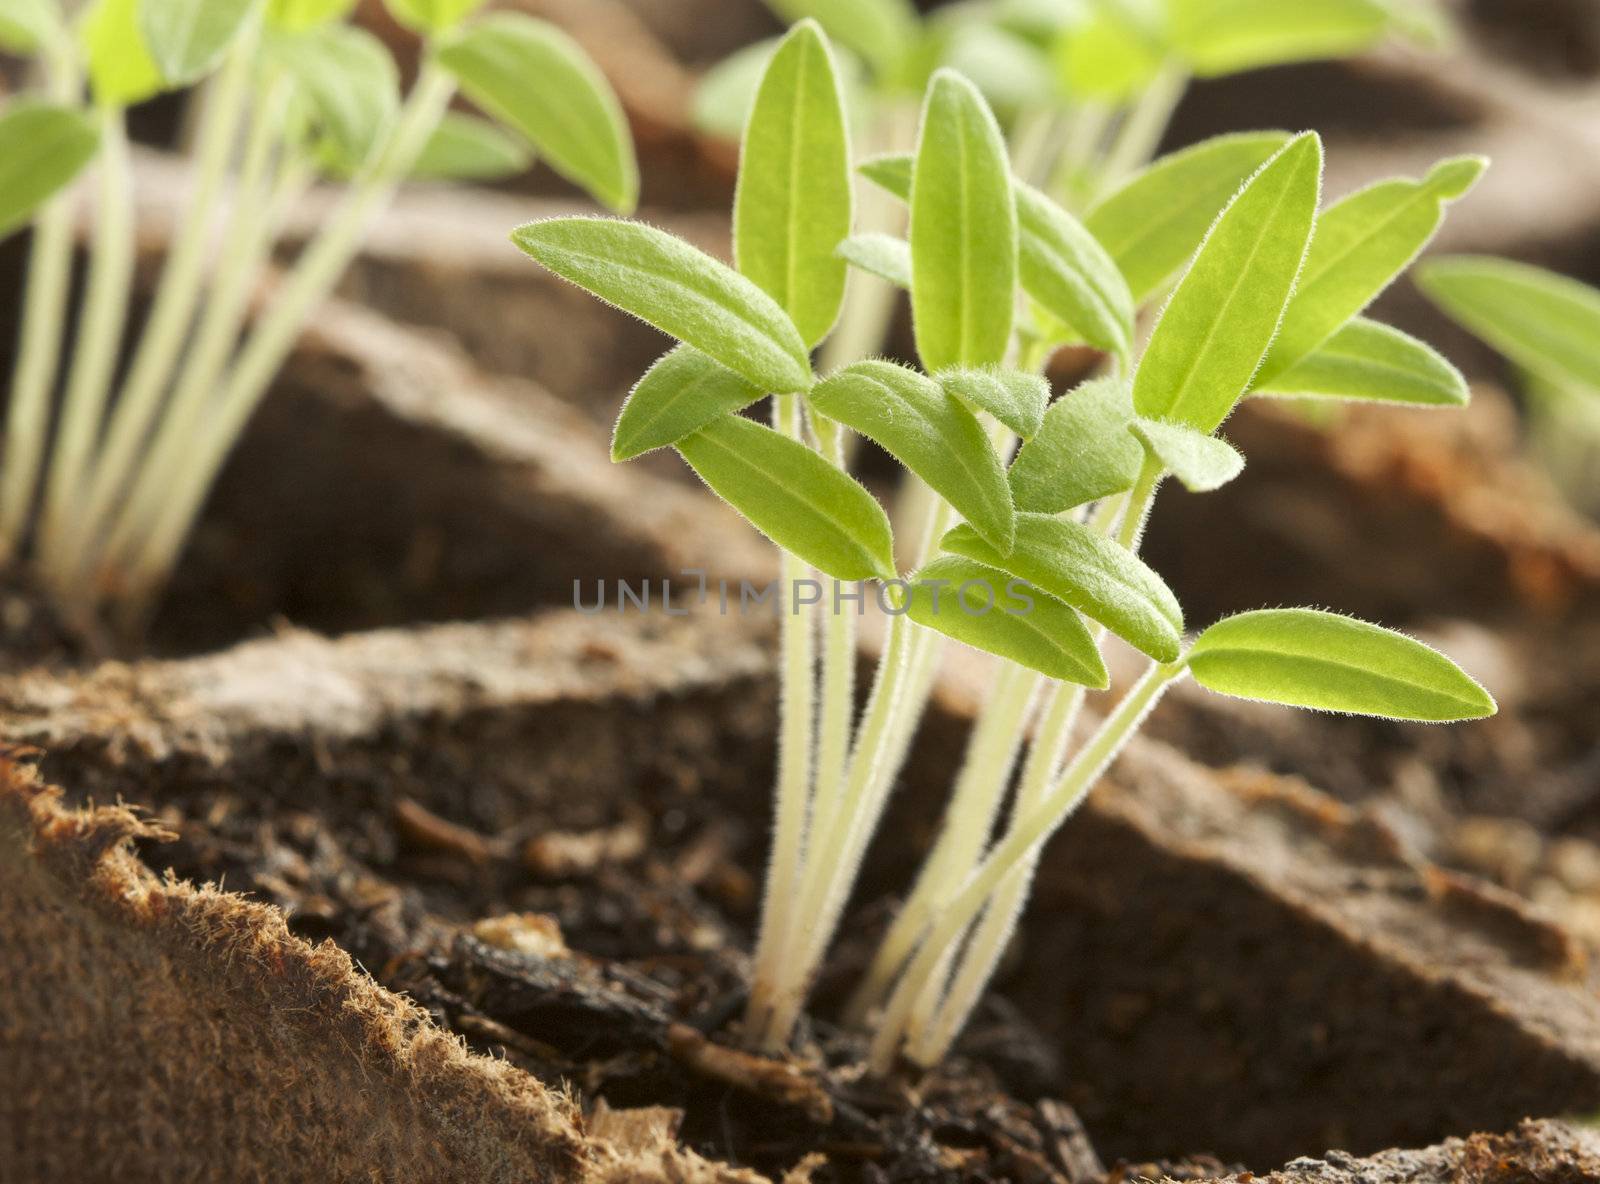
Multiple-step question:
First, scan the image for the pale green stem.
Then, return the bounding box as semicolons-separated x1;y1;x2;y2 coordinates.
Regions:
51;40;260;583
869;659;1183;1074
1118;453;1164;552
745;393;819;1048
36;104;133;610
87;146;310;594
107;64;457;622
809;420;857;831
844;660;1039;1025
757;494;957;1048
1096;62;1188;201
898;475;1163;1065
0;35;81;563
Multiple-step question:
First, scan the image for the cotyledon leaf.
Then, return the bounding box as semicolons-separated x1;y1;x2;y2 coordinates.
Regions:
1130;417;1244;492
611;346;765;461
1187;609;1497;722
942;511;1183;661
838;232;911;290
938;367;1049;440
512;217;814;393
138;0;257;84
1253;318;1468;407
1007;376;1142;514
0;102;100;241
1132;132;1322;433
676;413;897;583
905;555;1108;687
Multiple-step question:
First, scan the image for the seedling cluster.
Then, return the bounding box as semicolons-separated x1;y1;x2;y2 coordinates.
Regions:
518;16;1496;1072
0;0;636;630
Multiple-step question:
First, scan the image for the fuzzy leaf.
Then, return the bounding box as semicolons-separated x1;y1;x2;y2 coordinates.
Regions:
383;0;485;34
1016;181;1134;362
82;0;165;105
733;21;852;347
1188;609;1496;721
943;512;1183;661
1007;376;1142;513
1086;131;1291;302
1169;0;1391;76
811;360;1015;553
0;102;99;240
677;414;896;582
762;0;918;81
411;112;531;181
838;232;911;289
938;367;1049;439
906;556;1108;686
513;217;814;393
270;25;397;170
1133;132;1322;433
0;0;60;53
138;0;256;84
1417;256;1600;394
267;0;356;31
438;14;637;213
1131;418;1244;492
1255;318;1468;407
911;71;1018;372
612;346;764;461
1256;155;1485;386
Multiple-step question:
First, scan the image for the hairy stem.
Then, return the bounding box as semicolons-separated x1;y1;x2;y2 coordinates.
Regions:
745;393;819;1048
809;421;857;830
869;659;1182;1073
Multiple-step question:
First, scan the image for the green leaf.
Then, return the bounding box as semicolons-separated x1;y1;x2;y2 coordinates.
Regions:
810;360;1015;553
859;152;912;200
1169;0;1391;76
911;70;1018;372
1255;155;1485;386
1008;376;1142;513
677;414;895;582
270;25;397;170
838;232;911;289
0;0;60;53
1417;256;1600;394
1131;417;1244;492
1086;130;1291;302
612;346;764;461
383;0;485;34
938;367;1049;439
1254;318;1468;407
0;101;100;240
81;0;166;105
138;0;256;84
733;21;853;348
905;556;1108;687
1016;181;1134;363
761;0;919;82
943;511;1183;661
1187;609;1496;722
1054;0;1166;101
267;0;356;32
438;14;637;214
410;111;531;181
512;217;814;393
1133;132;1322;433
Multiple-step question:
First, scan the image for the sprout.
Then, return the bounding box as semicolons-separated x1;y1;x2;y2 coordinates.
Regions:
0;0;638;631
515;19;1494;1070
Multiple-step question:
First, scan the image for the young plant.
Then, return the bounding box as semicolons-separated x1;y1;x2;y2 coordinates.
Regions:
1418;257;1600;513
517;22;1494;1070
0;0;637;632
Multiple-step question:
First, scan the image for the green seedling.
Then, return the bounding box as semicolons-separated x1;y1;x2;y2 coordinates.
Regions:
0;0;637;631
517;21;1494;1070
1419;256;1600;512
